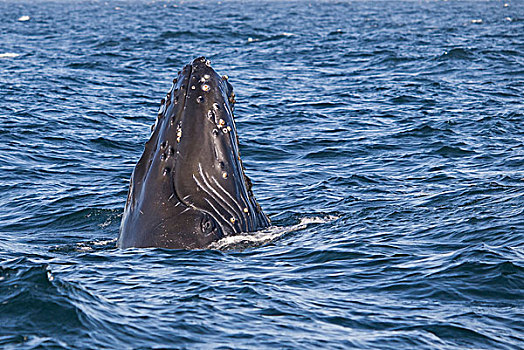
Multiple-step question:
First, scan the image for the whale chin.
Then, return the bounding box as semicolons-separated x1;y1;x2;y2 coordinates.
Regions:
117;57;270;249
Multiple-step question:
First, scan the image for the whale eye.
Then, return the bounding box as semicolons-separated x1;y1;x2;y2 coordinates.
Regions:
201;214;220;237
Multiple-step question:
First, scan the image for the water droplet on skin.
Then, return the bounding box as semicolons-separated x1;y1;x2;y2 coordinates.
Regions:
243;208;249;213
191;85;196;90
202;84;210;92
227;126;232;132
222;172;228;179
212;129;219;137
205;59;211;67
160;153;166;161
204;74;210;80
213;103;220;111
208;110;215;120
218;119;225;127
222;128;228;133
230;217;236;224
163;168;171;176
196;96;203;103
222;75;228;80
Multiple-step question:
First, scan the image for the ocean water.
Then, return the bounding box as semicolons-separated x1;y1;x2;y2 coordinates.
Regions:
1;0;523;348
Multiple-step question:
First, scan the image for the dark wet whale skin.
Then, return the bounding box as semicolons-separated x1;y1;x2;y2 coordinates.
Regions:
118;57;270;249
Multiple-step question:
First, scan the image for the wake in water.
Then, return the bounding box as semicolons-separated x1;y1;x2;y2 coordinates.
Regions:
51;216;338;252
210;215;339;250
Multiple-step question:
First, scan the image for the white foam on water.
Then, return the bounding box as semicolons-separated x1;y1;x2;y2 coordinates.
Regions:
92;238;118;246
0;53;20;58
69;216;338;252
74;238;117;251
210;215;339;250
18;16;30;21
299;215;339;225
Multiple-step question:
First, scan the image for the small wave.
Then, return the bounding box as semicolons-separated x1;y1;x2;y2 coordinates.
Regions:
0;261;85;341
50;238;117;253
0;258;139;347
210;215;338;250
0;53;20;58
328;29;344;36
66;62;100;69
436;48;474;60
288;101;344;108
95;39;121;48
160;30;198;39
433;145;475;158
247;33;294;43
378;55;417;65
394;124;444;138
18;16;30;22
391;95;435;104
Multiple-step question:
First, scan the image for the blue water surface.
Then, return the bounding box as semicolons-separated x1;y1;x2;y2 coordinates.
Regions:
1;0;523;348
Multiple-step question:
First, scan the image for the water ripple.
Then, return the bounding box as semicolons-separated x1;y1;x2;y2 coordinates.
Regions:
0;0;523;348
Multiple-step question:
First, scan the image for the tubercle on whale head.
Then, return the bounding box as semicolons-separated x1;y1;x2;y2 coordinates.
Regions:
152;57;235;136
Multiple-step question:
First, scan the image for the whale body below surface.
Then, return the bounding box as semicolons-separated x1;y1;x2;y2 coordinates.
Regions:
118;57;270;249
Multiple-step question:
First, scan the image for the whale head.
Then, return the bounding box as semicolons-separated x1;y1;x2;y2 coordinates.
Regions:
118;57;270;249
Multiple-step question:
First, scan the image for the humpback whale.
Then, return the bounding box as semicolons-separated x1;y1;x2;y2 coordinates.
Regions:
118;57;270;249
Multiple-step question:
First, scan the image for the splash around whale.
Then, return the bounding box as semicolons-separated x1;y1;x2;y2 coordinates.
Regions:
117;57;270;249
